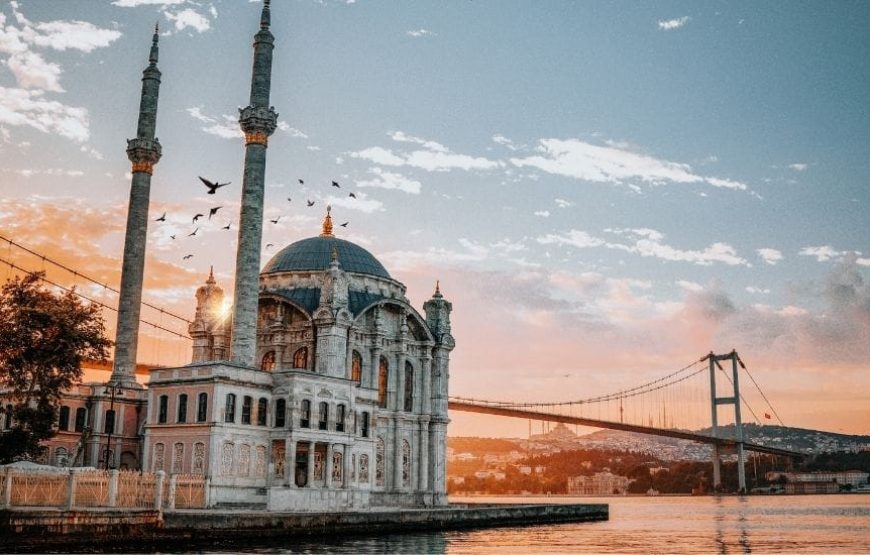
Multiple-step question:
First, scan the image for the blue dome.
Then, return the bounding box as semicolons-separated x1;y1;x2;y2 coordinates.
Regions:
262;236;391;279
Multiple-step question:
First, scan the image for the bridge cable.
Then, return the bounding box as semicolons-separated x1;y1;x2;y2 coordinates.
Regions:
736;356;785;426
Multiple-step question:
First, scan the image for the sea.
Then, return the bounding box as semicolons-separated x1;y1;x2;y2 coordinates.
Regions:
188;494;870;555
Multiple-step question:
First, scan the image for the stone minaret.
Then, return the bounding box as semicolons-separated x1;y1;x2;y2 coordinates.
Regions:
231;0;279;366
424;281;455;502
111;25;163;386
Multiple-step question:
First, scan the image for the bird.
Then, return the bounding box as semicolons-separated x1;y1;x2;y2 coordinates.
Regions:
348;192;356;199
208;206;223;219
298;178;304;184
340;222;348;227
155;212;166;222
270;216;281;224
266;243;275;249
183;254;194;260
307;200;315;207
170;234;176;240
286;197;292;203
188;227;200;237
199;176;231;194
222;222;231;230
192;213;204;223
331;180;340;188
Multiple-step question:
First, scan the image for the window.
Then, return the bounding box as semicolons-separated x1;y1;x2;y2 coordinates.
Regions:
300;400;311;428
74;407;87;432
177;393;188;423
58;406;70;431
293;347;308;369
197;392;208;423
336;404;346;432
242;396;253;425
318;402;328;430
261;350;276;371
275;399;286;428
158;395;168;424
361;411;370;438
225;393;236;423
351;350;362;383
4;404;12;429
404;362;414;412
257;397;268;426
378;357;388;408
104;409;116;434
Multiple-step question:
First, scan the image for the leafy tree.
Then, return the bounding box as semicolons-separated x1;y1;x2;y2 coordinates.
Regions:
0;272;112;463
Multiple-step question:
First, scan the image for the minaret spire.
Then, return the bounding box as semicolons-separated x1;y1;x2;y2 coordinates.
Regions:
230;1;279;366
111;27;164;386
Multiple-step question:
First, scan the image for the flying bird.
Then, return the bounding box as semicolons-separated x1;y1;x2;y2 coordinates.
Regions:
266;243;275;249
199;176;231;194
307;200;315;207
331;180;340;188
208;206;223;219
340;222;348;227
192;213;204;223
188;227;200;237
222;222;231;230
348;192;356;199
270;216;281;224
170;234;176;240
298;179;304;184
155;212;166;222
286;197;292;203
183;254;194;260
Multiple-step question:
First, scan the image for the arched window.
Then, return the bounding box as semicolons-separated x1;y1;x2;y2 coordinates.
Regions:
58;406;70;431
197;392;208;423
158;395;168;424
378;357;388;408
225;393;236;423
300;400;311;428
104;410;116;434
257;397;268;426
361;411;370;438
318;402;329;430
242;396;253;425
293;347;308;369
404;361;414;413
261;350;276;371
275;399;286;428
402;440;411;487
351;350;362;383
335;404;346;432
74;407;87;432
177;393;188;423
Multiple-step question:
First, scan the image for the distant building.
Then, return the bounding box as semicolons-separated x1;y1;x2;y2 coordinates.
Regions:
766;470;869;488
529;423;577;442
567;471;632;495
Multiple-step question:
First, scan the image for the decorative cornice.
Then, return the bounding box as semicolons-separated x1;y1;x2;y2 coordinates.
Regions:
239;105;278;145
126;137;162;173
244;131;269;146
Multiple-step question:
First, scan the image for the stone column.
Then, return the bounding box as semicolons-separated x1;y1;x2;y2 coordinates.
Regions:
368;347;381;391
324;443;333;488
341;444;349;488
306;442;315;488
111;28;162;386
418;421;428;491
421;356;432;415
285;440;296;487
108;469;119;507
230;0;278;366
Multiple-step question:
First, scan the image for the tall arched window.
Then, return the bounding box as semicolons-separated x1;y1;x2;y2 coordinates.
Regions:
318;402;329;430
58;406;70;431
74;407;87;432
378;357;388;408
104;410;116;434
261;350;276;371
351;351;362;383
300;399;311;428
275;399;286;428
197;392;208;423
177;393;188;423
225;393;236;423
404;361;414;413
293;347;308;369
242;396;253;425
257;397;268;426
158;395;168;424
360;411;370;438
335;404;346;432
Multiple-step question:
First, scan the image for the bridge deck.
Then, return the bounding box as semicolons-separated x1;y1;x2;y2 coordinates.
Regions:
449;400;803;458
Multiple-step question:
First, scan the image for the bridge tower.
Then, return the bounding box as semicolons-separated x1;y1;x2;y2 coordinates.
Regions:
705;350;747;494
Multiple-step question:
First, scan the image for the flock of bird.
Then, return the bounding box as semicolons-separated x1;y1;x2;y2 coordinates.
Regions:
155;176;356;261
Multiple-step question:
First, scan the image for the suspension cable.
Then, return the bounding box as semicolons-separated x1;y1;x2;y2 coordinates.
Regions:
737;355;785;426
716;365;762;424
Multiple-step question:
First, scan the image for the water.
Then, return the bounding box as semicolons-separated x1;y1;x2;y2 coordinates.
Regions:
186;494;870;554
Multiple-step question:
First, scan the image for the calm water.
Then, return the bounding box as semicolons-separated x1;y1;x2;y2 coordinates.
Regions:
181;494;870;555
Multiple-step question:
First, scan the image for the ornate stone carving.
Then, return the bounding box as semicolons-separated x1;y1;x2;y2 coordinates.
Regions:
314;451;324;481
126;137;162;174
274;444;285;478
331;451;343;483
402;440;411;487
359;454;369;483
193;442;205;475
239;105;278;146
153;443;165;472
375;438;385;487
172;442;184;474
255;445;267;478
238;444;251;477
221;442;234;476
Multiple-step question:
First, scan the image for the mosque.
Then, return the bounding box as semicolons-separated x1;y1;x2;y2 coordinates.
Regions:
24;1;455;511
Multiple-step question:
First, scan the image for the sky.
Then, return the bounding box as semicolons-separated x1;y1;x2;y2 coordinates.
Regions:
1;0;869;437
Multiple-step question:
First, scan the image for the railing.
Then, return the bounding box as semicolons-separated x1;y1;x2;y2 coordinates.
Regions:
0;468;208;511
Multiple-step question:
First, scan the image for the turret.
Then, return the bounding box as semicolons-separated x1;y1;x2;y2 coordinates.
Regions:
190;267;228;363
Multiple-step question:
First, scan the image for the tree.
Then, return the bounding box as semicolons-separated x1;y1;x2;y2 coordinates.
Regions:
0;272;112;463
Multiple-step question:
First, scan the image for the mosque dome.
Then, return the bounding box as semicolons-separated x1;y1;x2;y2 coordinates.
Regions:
261;207;391;279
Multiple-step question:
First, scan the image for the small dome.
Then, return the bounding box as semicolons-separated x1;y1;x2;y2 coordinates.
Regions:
262;236;391;279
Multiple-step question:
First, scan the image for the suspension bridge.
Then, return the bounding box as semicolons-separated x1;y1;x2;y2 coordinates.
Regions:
2;233;799;493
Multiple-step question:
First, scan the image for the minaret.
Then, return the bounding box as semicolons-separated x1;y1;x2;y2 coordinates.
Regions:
110;25;163;386
231;0;279;366
424;281;455;503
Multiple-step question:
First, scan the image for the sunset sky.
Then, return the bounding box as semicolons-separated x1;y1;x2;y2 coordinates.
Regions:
1;0;868;437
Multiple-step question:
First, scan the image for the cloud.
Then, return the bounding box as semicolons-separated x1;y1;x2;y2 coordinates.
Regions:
185;106;241;139
163;8;211;33
538;227;749;266
800;245;844;262
4;50;63;91
406;29;434;38
677;280;704;293
492;134;518;151
534;210;550;218
23;20;122;52
323;193;383;214
510;138;750;192
554;198;573;208
13;168;83;177
350;132;502;172
276;120;307;138
355;167;422;195
112;0;185;6
745;286;771;294
658;16;690;30
788;163;808;171
0;86;89;142
757;248;783;266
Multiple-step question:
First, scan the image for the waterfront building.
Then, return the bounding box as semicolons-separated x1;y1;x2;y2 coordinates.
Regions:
567;471;632;495
765;470;869;488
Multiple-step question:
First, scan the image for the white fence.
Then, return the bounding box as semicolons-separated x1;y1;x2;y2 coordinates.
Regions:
0;468;209;511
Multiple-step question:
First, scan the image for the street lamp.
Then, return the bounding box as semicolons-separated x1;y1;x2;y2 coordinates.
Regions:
103;382;122;470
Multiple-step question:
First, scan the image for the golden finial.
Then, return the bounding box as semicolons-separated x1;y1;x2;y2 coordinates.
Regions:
434;280;442;297
207;265;215;284
320;205;334;237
